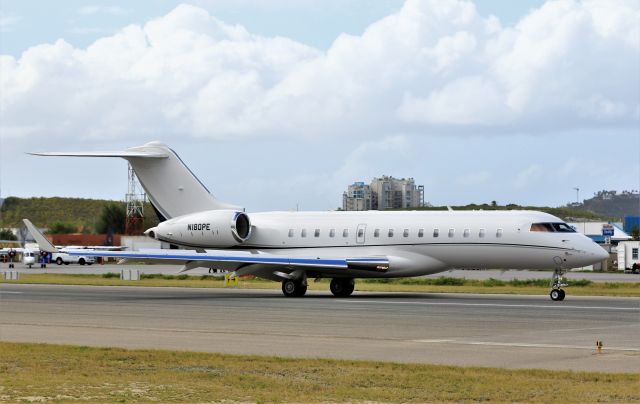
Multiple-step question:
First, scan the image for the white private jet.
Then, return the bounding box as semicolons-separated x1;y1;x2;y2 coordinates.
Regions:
0;246;38;268
30;142;608;300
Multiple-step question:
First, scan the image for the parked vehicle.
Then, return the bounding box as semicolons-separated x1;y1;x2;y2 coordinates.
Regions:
52;252;95;266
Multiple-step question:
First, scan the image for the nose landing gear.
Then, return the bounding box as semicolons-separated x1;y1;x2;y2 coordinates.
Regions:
549;266;567;301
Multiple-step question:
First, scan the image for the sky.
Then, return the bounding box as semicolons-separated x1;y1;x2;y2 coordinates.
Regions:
0;0;639;213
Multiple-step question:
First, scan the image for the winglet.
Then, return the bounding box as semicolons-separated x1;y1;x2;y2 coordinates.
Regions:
23;219;58;253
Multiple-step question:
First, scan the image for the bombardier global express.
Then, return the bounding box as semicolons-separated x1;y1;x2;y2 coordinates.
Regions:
30;142;608;300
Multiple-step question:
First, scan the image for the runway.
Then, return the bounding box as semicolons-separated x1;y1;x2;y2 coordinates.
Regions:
1;283;638;372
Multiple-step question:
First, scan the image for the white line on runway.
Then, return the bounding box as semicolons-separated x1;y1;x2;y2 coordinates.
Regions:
413;339;640;352
0;291;23;294
340;300;639;311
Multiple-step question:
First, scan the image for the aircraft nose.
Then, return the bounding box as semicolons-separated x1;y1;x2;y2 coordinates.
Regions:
594;245;609;261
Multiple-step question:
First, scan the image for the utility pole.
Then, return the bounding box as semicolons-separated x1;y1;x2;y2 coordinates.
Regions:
573;187;580;205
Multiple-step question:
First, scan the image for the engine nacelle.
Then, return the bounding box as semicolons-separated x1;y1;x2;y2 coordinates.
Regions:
146;210;252;248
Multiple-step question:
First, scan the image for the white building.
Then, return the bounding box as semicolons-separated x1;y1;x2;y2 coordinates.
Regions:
342;182;373;211
343;176;424;211
568;222;631;244
616;241;640;271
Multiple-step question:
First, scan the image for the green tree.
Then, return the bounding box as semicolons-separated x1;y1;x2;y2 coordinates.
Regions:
96;203;126;234
47;221;79;234
631;224;640;241
490;201;497;207
0;228;17;240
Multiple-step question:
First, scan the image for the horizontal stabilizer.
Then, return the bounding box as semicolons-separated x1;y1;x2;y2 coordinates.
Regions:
29;151;168;158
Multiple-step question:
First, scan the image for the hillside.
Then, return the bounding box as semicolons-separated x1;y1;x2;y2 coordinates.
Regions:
579;190;640;219
0;197;159;232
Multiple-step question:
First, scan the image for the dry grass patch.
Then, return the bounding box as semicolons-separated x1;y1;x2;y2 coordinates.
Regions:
1;342;638;403
4;273;640;297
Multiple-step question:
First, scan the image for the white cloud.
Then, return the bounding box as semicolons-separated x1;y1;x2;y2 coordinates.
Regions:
514;164;544;189
1;0;638;142
0;12;20;32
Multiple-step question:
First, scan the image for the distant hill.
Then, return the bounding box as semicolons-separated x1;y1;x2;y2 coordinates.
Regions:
577;190;640;220
0;196;160;232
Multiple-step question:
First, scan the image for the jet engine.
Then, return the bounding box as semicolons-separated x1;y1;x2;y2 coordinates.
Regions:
145;210;252;248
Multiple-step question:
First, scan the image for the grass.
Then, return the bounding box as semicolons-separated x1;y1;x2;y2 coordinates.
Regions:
3;273;640;297
0;342;638;403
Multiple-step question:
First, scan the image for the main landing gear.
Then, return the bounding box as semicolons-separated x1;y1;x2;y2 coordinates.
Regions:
280;277;356;297
281;279;307;297
330;278;355;297
549;267;567;301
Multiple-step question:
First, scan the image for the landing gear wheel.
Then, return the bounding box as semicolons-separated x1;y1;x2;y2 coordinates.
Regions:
550;289;566;301
282;279;307;297
330;278;355;297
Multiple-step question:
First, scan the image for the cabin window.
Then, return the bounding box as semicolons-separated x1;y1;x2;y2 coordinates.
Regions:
463;229;470;238
288;229;294;238
314;229;320;237
631;248;638;260
301;229;307;238
357;228;364;238
343;229;349;237
329;229;335;238
479;228;486;238
418;229;424;238
374;229;380;237
448;228;455;238
403;229;409;237
552;223;576;233
433;228;439;238
496;228;503;238
530;223;554;232
388;229;394;237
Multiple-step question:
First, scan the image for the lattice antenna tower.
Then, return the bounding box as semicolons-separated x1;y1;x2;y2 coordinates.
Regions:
124;163;146;235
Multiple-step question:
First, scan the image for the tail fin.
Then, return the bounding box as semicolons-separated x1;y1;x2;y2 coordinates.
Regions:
30;141;241;219
23;219;58;253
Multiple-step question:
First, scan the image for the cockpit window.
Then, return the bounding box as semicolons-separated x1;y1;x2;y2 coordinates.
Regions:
530;223;554;232
552;223;576;233
530;222;576;233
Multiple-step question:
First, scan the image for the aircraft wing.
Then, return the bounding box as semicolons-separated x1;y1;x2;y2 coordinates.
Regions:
0;248;25;253
64;248;389;272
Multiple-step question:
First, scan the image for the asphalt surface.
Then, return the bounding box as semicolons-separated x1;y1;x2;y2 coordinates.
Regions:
8;264;640;282
1;283;638;372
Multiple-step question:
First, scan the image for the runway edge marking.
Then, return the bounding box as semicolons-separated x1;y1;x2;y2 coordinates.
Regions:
339;300;639;311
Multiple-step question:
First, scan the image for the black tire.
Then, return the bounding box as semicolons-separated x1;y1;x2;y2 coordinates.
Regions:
558;289;566;301
56;257;63;265
330;278;355;297
550;289;561;301
64;262;69;265
282;280;307;297
78;258;86;266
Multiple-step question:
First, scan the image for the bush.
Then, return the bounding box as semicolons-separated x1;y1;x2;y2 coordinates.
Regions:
47;221;79;234
0;228;17;240
101;272;120;278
